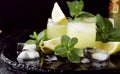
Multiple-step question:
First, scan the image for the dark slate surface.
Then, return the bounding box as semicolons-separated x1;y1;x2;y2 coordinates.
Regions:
0;29;120;74
0;56;27;74
0;30;29;74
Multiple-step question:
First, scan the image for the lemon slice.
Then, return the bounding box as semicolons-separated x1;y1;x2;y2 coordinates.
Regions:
51;2;67;24
94;41;104;49
103;42;120;54
94;41;120;54
40;37;61;54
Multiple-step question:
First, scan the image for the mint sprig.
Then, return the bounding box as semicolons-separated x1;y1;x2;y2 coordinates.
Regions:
67;0;94;19
55;35;83;63
25;30;48;51
96;14;120;42
67;0;84;19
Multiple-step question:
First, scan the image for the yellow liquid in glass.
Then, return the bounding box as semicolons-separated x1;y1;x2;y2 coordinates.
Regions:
67;20;96;49
47;19;67;39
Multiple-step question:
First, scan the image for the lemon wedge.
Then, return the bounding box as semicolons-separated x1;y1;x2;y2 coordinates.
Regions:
51;2;68;24
103;42;120;54
94;41;120;54
94;41;104;49
40;37;61;54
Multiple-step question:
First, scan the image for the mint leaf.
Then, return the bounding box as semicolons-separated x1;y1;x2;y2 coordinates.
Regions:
109;28;120;38
101;33;109;42
96;14;120;42
104;18;113;33
33;31;38;40
29;35;35;39
78;11;95;17
109;37;120;41
70;48;83;57
68;37;78;48
108;28;120;41
96;14;113;33
25;29;48;51
38;30;48;40
96;14;106;33
25;40;36;44
67;0;84;19
55;35;83;63
67;51;80;63
96;14;112;42
61;35;70;46
55;46;67;57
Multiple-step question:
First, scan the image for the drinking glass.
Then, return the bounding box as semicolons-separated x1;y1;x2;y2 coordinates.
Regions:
67;17;96;49
47;19;67;39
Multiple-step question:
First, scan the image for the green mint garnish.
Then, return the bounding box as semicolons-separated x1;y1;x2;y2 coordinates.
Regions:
67;0;94;20
25;29;48;51
67;0;84;19
96;14;120;42
55;35;83;63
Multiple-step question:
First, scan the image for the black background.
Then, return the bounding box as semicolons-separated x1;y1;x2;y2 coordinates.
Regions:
0;0;109;31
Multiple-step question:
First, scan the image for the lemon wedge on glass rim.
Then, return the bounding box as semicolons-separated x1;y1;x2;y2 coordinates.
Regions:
51;2;68;24
94;41;120;55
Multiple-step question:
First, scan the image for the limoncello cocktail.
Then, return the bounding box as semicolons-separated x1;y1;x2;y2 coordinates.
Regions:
47;19;67;39
67;18;96;49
